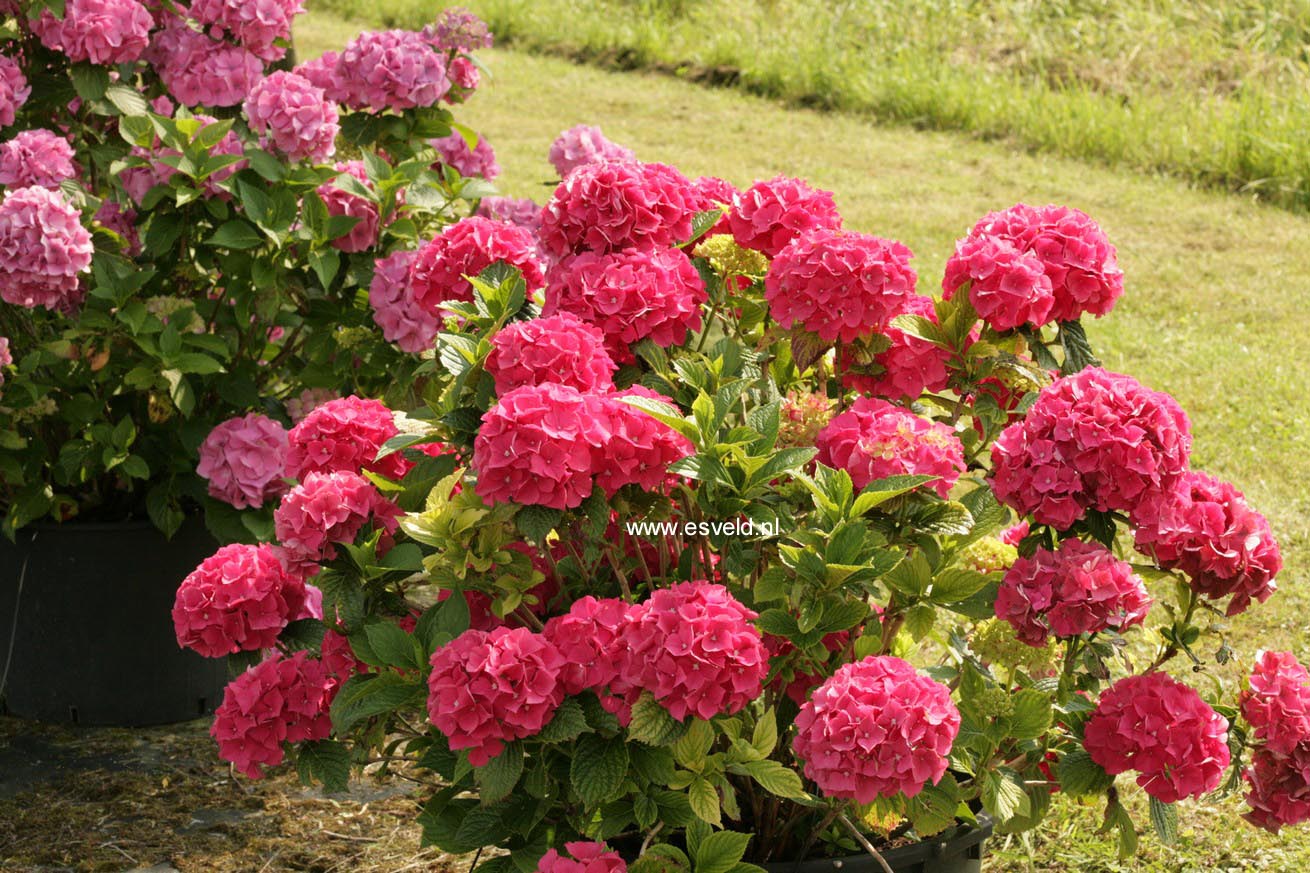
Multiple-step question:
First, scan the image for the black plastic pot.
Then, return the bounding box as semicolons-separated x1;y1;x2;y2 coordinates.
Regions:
0;517;228;726
762;816;993;873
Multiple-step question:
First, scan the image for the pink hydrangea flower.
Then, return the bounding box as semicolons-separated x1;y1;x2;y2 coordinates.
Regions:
316;161;381;252
548;124;635;178
93;200;141;255
0;186;93;312
1244;745;1310;834
594;385;694;496
426;626;565;766
173;543;307;657
1241;651;1310;756
293;51;341;95
210;651;333;778
1131;470;1281;616
485;313;616;394
273;470;400;571
765;229;916;344
153;24;266;108
839;295;954;401
792;655;960;802
1083;672;1230;803
190;0;304;61
540;161;695;257
688;175;738;237
334;29;451;111
286;387;339;423
423;6;494;52
542;596;631;696
286;395;408;480
729;175;842;258
1001;521;1030;546
990;367;1191;529
197;413;291;509
0;129;77;189
0;55;29;128
368;249;440;353
244;71;339;163
942;234;1055;330
0;336;10;386
815;397;965;497
994;538;1152;646
430;131;500;180
543;247;706;363
33;0;153;65
536;842;627;873
409;216;545;315
476;196;543;235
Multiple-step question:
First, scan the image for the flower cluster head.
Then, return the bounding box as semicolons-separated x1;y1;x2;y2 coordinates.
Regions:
544;247;706;362
273;470;399;571
173;543;307;657
430;131;500;180
595;385;694;496
688;176;738;237
729;175;842;258
285;387;338;423
190;0;304;61
618;581;768;722
994;538;1152;646
693;233;768;279
548;125;636;178
969;618;1058;675
536;842;627;873
954;204;1123;323
942;234;1054;330
368;249;439;353
1132;470;1281;616
1083;672;1230;803
792;655;960;802
815;397;965;497
1244;745;1310;833
286;396;407;481
409;217;546;315
476;196;543;235
1241;651;1310;756
152;23;264;108
33;0;154;65
0;186;93;311
958;537;1019;574
332;29;451;111
0;130;77;190
424;6;494;52
485;313;616;394
778;388;836;450
540;161;694;256
765;229;916;344
197;413;290;509
542;596;630;696
839;294;954;401
0;55;30;127
427;626;565;765
244;71;339;163
210;651;333;778
316;161;380;252
990;367;1192;529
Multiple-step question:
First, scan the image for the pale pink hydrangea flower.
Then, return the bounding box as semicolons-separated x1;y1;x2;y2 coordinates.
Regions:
476;196;543;235
0;55;30;128
173;543;307;657
33;0;154;65
548;124;635;178
368;249;439;354
430;131;499;180
423;7;494;52
334;29;451;112
815;397;965;497
293;51;341;95
153;23;266;107
93;200;141;255
0;186;93;312
197;413;290;509
244;71;339;163
190;0;305;61
285;387;338;423
210;651;333;778
0;336;10;388
0;129;76;189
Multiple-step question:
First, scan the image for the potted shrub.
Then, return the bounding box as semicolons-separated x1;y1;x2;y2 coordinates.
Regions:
0;0;500;724
175;134;1297;870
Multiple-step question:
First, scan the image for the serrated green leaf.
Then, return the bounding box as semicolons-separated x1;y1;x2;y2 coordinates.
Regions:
517;504;562;544
694;830;751;873
629;694;690;746
1007;690;1053;740
476;740;523;804
538;697;590;743
731;759;805;800
688;777;721;827
571;734;629;808
1058;749;1115;797
1149;796;1178;845
296;739;350;793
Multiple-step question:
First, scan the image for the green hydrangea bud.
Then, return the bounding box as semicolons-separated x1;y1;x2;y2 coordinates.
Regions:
778;388;835;449
334;326;374;349
693;234;769;278
959;537;1019;574
973;685;1015;719
970;618;1058;674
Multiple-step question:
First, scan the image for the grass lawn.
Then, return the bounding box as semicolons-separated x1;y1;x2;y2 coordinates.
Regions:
299;10;1310;870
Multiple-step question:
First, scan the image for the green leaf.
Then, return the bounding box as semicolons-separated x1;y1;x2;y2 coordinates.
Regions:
1105;800;1139;859
476;741;523;804
104;83;148;116
629;694;689;746
537;698;591;743
1149;796;1178;845
750;710;777;757
1058;320;1101;375
907;782;960;837
1058;749;1115;797
206;220;262;250
629;845;691;873
329;673;425;734
309;248;341;287
279;618;327;654
69;63;109;101
516;504;562;544
732;760;805;800
981;769;1030;824
296;739;351;793
570;734;629;808
1007;690;1053;740
453;803;507;849
929;568;989;603
364;620;420;669
694;831;752;873
671;719;715;771
688;777;721;827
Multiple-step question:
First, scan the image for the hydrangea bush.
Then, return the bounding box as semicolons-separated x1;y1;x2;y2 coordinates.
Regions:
172;120;1303;870
0;1;499;539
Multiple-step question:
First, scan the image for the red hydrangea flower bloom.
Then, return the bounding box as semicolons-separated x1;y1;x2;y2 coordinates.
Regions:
990;367;1192;529
273;471;400;572
152;24;265;108
210;651;333;778
33;0;153;65
765;229;917;344
0;130;77;190
409;217;546;315
543;247;706;363
729;175;842;258
431;132;500;180
0;55;30;127
1001;521;1030;546
994;538;1152;646
367;249;438;354
815;397;964;497
333;29;452;111
595;386;694;496
1083;672;1230;803
472;383;613;510
1132;470;1281;616
688;175;737;237
536;841;627;873
1244;745;1310;834
542;596;631;696
617;581;768;722
957;203;1123;323
1241;651;1310;756
316;161;381;253
244;71;340;163
173;543;307;657
190;0;304;61
0;186;93;312
540;161;695;257
548;125;635;179
476;196;543;235
839;294;954;401
792;655;960;802
286;396;407;481
485;313;616;394
941;234;1055;330
197;413;290;509
426;626;565;765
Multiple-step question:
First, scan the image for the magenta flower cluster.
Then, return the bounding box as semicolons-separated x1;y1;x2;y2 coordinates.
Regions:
540;161;695;257
536;842;627;873
548;124;636;178
173;543;307;657
368;249;439;353
244;71;339;163
210;651;333;777
286;396;408;481
729;175;842;258
1242;652;1310;832
408;216;546;316
431;132;501;181
484;313;616;395
197;412;290;509
815;397;965;497
33;0;154;65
